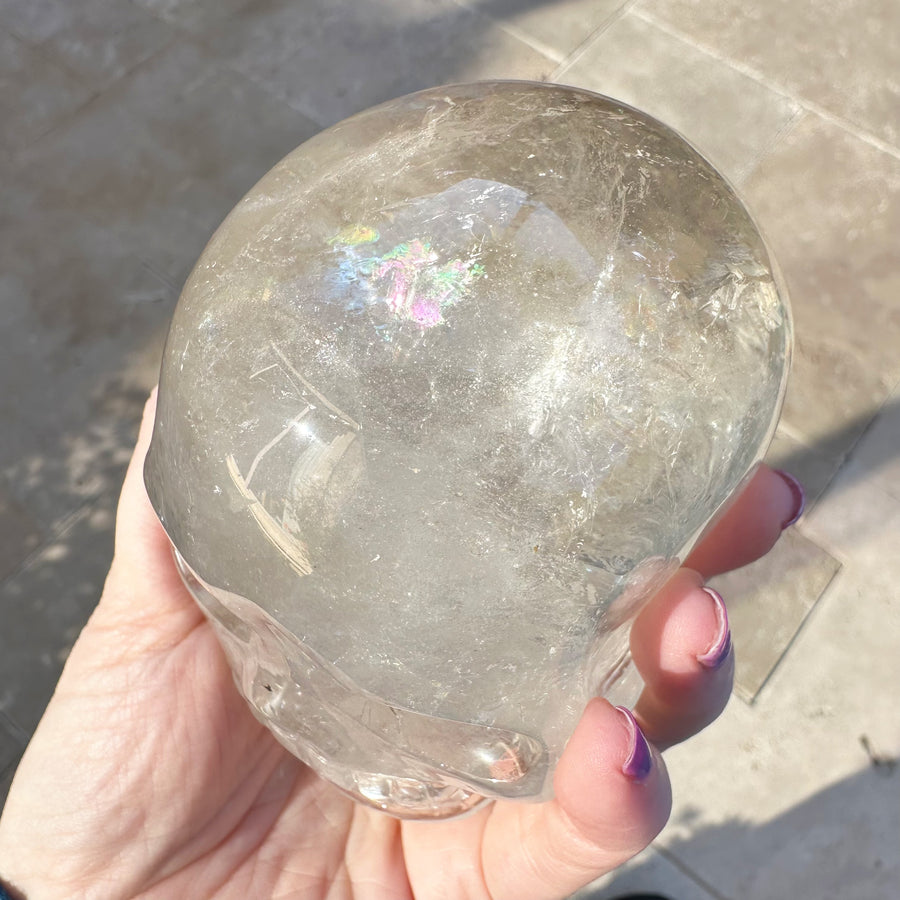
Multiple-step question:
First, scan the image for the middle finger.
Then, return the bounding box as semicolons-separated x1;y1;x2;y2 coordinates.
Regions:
629;568;734;749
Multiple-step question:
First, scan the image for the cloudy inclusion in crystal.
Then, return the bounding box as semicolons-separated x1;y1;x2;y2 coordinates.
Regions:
145;82;791;819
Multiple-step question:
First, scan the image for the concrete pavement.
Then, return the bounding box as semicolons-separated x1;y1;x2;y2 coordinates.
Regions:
1;2;898;897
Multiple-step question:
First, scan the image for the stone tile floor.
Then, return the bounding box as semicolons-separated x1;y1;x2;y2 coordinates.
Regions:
0;1;897;896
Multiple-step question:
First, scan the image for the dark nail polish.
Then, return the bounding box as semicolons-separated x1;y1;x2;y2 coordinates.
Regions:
615;706;653;781
697;587;732;670
774;469;806;529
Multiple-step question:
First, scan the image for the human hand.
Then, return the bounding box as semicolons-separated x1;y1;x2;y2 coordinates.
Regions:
0;390;803;900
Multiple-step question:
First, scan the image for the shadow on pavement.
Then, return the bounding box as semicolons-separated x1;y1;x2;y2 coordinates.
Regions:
583;759;899;900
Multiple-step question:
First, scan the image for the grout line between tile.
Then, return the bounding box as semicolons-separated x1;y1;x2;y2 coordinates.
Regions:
551;0;643;82
631;7;900;164
827;439;900;509
733;105;806;188
12;90;103;162
653;843;733;900
0;15;55;50
235;65;328;128
0;710;29;747
769;422;852;519
737;551;844;706
182;25;330;129
490;20;566;66
140;258;183;296
775;418;819;451
3;22;85;84
780;378;900;518
0;494;109;592
0;26;102;158
9;31;183;165
451;0;565;65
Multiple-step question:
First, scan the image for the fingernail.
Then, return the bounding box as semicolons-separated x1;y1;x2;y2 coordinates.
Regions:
615;706;653;781
774;469;806;529
697;587;732;670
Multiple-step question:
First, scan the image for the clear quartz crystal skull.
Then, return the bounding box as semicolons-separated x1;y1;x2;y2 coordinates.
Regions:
144;82;791;819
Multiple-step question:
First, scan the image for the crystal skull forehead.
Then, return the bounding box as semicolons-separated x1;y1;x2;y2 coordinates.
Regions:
145;82;790;818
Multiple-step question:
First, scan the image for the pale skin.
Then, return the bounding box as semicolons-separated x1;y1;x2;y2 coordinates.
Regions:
0;391;800;900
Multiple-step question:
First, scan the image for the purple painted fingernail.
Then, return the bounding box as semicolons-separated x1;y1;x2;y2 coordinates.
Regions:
697;587;732;670
774;469;806;529
615;706;653;781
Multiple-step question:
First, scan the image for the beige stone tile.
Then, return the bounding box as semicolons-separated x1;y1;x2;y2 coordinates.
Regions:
0;499;116;734
576;845;717;899
202;0;554;127
0;714;25;811
782;334;893;459
0;351;156;533
26;0;173;90
0;28;93;159
134;0;257;31
802;455;900;564
0;763;15;813
764;428;840;512
0;714;25;776
90;39;320;207
459;13;558;84
847;387;900;502
0;174;173;528
0;0;75;43
658;503;900;898
11;98;207;283
742;113;900;456
636;0;900;149
710;527;841;701
17;38;320;285
661;766;900;899
0;180;174;348
2;36;318;539
557;13;801;185
0;483;43;582
471;0;627;60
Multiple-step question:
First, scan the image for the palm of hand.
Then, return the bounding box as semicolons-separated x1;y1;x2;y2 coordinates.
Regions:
1;479;663;900
0;393;797;900
7;566;622;900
